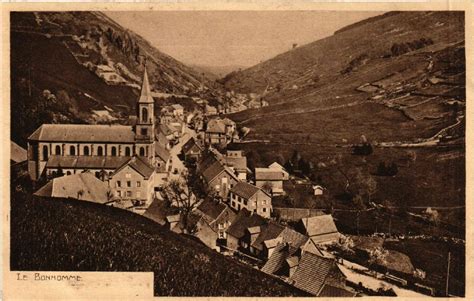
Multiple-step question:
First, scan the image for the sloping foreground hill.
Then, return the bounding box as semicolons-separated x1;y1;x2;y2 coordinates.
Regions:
10;191;306;297
10;12;216;146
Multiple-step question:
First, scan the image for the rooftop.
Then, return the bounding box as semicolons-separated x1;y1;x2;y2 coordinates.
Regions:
255;168;286;181
11;141;27;163
34;172;113;204
226;208;266;239
28;124;135;143
46;155;129;170
230;182;264;200
300;215;339;238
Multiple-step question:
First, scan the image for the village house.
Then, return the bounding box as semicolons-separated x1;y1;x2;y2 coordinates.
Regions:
171;104;184;119
11;141;27;165
296;215;340;245
201;160;240;199
27;68;157;181
229;182;272;218
204;118;227;146
261;241;354;296
224;149;248;181
255;167;286;196
34;171;115;204
268;162;290;180
109;156;156;210
195;199;237;241
225;208;267;251
205;104;218;116
181;137;203;162
154;143;171;171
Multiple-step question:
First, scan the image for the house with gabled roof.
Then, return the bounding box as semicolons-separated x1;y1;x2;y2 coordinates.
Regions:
296;214;340;245
229;182;272;218
225;208;267;251
109;156;156;210
205;118;227;146
11;141;27;164
34;171;115;204
195;199;237;241
255;167;287;195
181;137;203;162
201;160;239;199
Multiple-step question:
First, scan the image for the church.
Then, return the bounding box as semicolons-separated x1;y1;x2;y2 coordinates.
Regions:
27;68;163;206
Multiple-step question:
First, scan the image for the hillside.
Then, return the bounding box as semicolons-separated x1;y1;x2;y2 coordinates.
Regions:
10;190;306;297
222;12;465;221
10;12;219;146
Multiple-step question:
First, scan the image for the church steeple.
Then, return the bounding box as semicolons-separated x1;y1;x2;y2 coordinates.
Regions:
139;66;154;104
135;66;155;164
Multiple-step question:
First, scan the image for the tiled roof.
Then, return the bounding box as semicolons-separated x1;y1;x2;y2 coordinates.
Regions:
113;156;155;179
34;172;113;204
226;208;266;239
251;222;285;251
300;215;339;238
290;252;337;296
28;124;135;143
171;104;184;110
261;243;300;275
225;156;247;171
201;160;226;183
206;119;226;133
155;142;171;162
196;200;227;221
11;141;27;163
46;155;129;170
182;138;202;154
279;227;309;249
159;123;175;136
230;182;261;200
255;168;286;181
318;284;356;297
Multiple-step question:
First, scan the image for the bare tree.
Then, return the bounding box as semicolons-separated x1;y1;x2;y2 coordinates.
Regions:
353;194;366;235
161;176;200;234
261;181;273;195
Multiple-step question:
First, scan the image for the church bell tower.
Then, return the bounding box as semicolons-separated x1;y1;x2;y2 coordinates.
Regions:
135;67;155;164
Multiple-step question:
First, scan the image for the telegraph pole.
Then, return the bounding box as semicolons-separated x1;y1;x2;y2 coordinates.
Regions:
445;251;451;296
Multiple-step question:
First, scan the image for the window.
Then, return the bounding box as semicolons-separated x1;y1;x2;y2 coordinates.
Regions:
117;191;122;197
55;145;61;155
232;201;236;207
69;145;76;156
141;128;148;136
116;181;121;188
97;146;103;156
237;204;241;210
218;223;224;230
67;171;72;175
263;208;267;213
243;199;248;206
83;146;90;156
42;145;48;161
263;200;267;205
139;147;145;156
125;173;131;179
111;146;117;156
136;181;141;187
126;191;132;197
141;107;148;123
125;147;131;156
127;181;131;187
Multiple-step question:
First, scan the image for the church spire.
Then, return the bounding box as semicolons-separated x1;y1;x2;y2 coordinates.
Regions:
139;66;153;103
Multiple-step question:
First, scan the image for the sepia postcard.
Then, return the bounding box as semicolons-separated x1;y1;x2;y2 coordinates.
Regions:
2;1;472;300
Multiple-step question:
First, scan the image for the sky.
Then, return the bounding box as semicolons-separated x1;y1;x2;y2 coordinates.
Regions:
106;11;383;68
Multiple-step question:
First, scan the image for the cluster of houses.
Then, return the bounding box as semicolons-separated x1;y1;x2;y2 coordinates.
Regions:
16;66;413;297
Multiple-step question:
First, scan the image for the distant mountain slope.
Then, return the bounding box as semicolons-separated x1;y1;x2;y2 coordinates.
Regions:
223;11;464;145
10;12;218;146
11;192;306;297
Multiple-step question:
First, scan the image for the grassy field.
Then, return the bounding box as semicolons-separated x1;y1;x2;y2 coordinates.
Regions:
10;191;306;297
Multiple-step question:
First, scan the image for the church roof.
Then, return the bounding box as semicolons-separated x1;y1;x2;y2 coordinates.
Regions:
139;67;154;104
28;124;135;143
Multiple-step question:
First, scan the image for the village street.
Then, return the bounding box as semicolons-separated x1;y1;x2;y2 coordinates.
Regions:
167;126;197;180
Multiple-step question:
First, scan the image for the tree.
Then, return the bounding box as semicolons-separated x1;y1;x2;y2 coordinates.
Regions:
106;189;114;204
161;175;200;234
352;194;366;235
261;181;273;195
368;247;388;270
382;199;396;236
